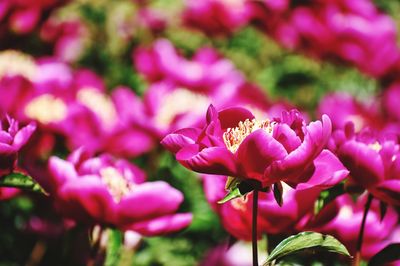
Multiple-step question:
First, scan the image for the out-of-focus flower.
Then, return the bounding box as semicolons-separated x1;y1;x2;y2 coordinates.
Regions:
200;240;267;266
133;39;244;91
332;124;400;206
0;0;69;36
203;174;328;240
162;105;347;189
318;92;383;132
183;0;253;36
47;148;192;236
0;187;20;200
0;115;36;177
383;82;400;123
304;194;399;260
249;0;400;78
40;17;89;63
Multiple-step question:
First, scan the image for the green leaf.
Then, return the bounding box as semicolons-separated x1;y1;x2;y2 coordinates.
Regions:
218;187;243;204
0;172;48;195
105;228;123;266
262;231;351;265
368;243;400;266
273;182;283;207
225;176;240;191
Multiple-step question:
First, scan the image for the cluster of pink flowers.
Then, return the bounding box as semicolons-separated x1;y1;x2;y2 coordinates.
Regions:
183;0;400;79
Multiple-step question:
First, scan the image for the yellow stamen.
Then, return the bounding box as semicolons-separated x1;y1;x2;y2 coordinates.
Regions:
155;88;209;128
0;50;37;81
77;88;117;128
369;141;382;152
223;118;273;153
100;167;134;203
25;94;67;124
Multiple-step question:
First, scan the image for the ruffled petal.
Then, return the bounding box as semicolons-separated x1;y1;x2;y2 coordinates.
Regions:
127;213;193;236
12;122;36;149
176;144;237;176
295;149;349;190
161;128;202;153
236;129;287;183
272;123;302;153
117;181;183;224
265;115;332;182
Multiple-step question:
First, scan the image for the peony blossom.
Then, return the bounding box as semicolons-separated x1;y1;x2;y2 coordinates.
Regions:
162;105;347;190
47;148;192;236
303;194;399;260
332;124;400;206
0;115;36;177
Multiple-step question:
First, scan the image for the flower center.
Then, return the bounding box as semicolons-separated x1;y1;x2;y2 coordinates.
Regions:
0;50;37;81
368;141;382;152
100;167;134;203
155;88;209;128
223;118;273;153
25;94;68;124
77;88;117;129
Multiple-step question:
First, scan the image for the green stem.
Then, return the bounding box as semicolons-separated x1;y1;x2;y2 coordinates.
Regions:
354;194;373;266
252;189;259;266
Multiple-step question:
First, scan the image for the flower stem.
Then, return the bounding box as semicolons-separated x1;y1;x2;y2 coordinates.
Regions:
354;194;373;266
252;189;259;266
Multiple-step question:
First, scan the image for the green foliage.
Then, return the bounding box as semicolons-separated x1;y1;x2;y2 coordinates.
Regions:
263;232;351;265
0;173;47;195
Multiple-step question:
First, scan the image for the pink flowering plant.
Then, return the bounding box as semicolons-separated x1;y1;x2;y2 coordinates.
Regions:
1;0;400;265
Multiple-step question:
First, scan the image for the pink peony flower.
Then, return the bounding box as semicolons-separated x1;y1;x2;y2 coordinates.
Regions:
0;115;36;177
303;194;399;260
332;124;400;206
162;105;347;189
47;148;192;236
203;174;332;240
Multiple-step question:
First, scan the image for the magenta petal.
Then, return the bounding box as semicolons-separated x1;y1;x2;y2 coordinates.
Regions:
338;140;384;188
372;180;400;206
218;107;255;130
48;157;78;193
296;149;349;190
161;128;202;153
236;129;287;183
0;143;14;153
265;115;332;182
59;177;116;224
272;123;302;153
12;122;36;149
176;144;237;176
127;213;193;236
117;181;183;224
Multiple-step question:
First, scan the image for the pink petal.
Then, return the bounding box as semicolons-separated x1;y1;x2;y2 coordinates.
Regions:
128;213;193;236
295;149;349;190
12;122;36;149
339;140;384;188
117;181;183;224
161;128;202;153
371;180;400;206
236;129;287;184
48;157;78;193
272;123;302;153
59;176;117;224
176;144;237;176
218;107;255;130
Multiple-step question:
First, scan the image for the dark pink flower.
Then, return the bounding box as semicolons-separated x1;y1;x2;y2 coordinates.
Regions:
183;0;252;36
162;105;347;189
304;194;399;260
47;149;192;236
0;115;36;177
333;125;400;206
